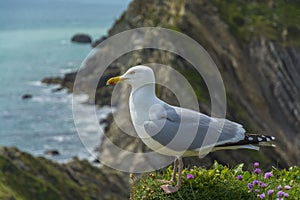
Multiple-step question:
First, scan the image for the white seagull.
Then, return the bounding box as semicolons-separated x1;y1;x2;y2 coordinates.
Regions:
107;65;275;194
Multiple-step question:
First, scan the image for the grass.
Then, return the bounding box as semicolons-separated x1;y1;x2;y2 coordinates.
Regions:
210;0;300;46
130;161;300;200
0;147;128;200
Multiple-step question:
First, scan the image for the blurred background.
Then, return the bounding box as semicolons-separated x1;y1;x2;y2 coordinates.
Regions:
0;0;130;162
0;0;299;199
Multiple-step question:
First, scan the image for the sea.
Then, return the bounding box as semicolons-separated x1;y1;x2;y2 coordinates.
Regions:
0;0;131;162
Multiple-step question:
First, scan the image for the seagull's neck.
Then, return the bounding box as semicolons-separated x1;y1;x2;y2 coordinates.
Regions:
130;84;159;109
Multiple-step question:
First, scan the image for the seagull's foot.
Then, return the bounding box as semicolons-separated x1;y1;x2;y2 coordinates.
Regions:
157;179;174;184
160;184;180;194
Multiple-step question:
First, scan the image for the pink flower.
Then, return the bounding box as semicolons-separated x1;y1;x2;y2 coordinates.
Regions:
254;162;260;168
260;183;267;188
284;185;292;190
267;190;274;196
254;168;262;174
264;172;272;179
259;193;265;199
277;190;284;197
247;183;253;190
253;180;259;185
186;174;194;179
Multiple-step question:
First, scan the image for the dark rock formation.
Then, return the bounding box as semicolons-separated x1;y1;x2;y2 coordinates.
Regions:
91;36;107;48
0;146;128;200
42;72;77;92
78;0;300;170
71;33;92;43
38;0;300;198
44;149;60;156
22;94;33;99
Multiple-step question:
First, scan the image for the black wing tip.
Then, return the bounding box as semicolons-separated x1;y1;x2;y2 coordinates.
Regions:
245;134;276;143
216;134;275;147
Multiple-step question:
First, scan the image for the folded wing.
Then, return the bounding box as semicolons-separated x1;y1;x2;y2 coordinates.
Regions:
144;103;245;152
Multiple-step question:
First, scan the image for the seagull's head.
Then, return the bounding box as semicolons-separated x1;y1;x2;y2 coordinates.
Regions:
106;65;155;89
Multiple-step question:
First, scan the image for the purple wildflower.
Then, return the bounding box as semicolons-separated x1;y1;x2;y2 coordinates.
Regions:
276;198;284;200
283;192;289;198
237;175;242;180
254;162;260;168
259;193;266;199
255;189;260;193
264;172;272;179
267;190;274;196
277;190;284;197
284;185;292;190
186;174;194;180
254;168;262;174
260;183;267;188
253;180;259;185
247;183;253;190
277;185;283;191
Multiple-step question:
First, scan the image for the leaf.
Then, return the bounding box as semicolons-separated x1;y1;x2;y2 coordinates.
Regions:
233;163;244;175
243;171;251;180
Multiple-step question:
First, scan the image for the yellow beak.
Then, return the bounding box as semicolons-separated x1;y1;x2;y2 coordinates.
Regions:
106;76;125;85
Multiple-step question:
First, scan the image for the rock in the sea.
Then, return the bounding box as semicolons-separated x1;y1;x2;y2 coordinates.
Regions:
91;36;107;48
51;87;64;92
93;158;101;164
41;77;63;85
22;94;32;99
44;150;60;156
41;72;77;92
71;33;92;43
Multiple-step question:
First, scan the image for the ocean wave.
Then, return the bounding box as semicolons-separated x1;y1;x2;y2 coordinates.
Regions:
59;68;73;74
27;81;43;86
31;96;69;104
52;135;72;142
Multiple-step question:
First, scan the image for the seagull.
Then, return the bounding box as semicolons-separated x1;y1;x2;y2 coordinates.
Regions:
107;65;275;194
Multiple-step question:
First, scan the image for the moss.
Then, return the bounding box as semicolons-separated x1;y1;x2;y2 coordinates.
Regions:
0;181;23;200
0;147;127;200
0;156;62;200
131;162;300;199
178;67;210;105
211;0;300;46
164;24;181;32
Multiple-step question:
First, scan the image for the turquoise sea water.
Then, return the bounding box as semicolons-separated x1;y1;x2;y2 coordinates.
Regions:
0;0;131;162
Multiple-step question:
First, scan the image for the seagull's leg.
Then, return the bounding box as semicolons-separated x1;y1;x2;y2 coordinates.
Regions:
176;157;183;188
160;157;182;194
171;158;178;182
158;158;178;184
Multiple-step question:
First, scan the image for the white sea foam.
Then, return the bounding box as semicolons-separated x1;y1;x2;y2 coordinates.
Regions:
52;136;65;142
27;81;43;86
60;68;73;74
72;94;114;160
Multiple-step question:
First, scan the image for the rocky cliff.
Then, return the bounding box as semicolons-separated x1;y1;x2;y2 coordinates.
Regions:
80;0;300;169
32;0;300;198
0;147;128;200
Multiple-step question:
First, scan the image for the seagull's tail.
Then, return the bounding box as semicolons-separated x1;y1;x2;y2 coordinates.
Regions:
212;134;276;152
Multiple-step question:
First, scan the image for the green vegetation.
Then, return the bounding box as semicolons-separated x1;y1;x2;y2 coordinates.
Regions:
0;147;127;200
211;0;300;46
130;161;300;200
0;155;65;200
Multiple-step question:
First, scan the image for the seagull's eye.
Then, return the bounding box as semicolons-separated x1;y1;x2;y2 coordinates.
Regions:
129;71;135;75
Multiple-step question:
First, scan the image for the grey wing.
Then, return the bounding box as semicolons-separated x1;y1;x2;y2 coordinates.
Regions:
143;104;245;152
